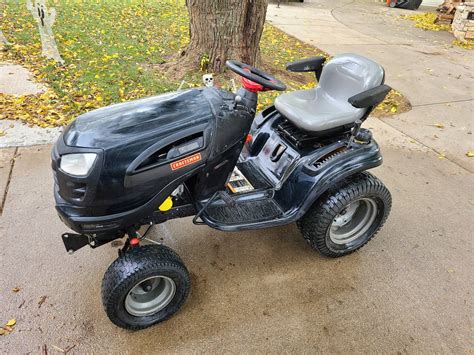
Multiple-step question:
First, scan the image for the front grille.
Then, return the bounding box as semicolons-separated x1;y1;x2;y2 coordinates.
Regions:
59;180;87;201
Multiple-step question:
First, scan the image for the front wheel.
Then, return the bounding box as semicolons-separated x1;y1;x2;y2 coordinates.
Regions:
297;172;391;257
101;244;190;330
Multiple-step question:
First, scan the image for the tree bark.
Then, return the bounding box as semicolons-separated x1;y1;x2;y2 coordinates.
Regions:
0;2;11;45
183;0;268;73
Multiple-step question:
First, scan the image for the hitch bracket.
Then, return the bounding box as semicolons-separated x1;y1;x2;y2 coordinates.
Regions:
62;233;91;254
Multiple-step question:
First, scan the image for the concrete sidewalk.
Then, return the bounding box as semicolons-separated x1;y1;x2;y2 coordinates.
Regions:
267;0;474;171
0;63;63;148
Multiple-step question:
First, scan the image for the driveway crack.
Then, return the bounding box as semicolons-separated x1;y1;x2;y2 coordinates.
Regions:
1;147;18;215
411;98;474;108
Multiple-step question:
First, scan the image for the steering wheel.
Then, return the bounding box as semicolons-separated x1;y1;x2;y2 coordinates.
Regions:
226;60;287;92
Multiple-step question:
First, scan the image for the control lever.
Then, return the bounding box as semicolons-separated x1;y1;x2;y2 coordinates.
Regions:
347;119;362;147
232;95;242;109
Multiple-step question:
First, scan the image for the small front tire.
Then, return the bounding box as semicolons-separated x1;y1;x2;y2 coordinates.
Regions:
101;244;190;330
297;172;391;257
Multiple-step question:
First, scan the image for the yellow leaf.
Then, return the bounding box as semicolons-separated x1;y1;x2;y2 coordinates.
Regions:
6;319;16;327
466;151;474;157
12;287;20;293
0;328;7;335
390;106;397;113
433;123;445;129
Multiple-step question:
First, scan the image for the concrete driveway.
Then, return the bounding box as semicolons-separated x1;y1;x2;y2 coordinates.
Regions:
1;1;473;353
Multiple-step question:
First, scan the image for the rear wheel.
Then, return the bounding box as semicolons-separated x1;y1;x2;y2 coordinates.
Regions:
297;172;391;257
398;0;422;10
101;244;190;330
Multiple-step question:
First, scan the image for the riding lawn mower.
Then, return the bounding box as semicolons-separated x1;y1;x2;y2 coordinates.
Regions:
52;53;393;330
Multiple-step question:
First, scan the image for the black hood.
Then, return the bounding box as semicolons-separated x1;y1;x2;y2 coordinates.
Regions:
63;89;212;149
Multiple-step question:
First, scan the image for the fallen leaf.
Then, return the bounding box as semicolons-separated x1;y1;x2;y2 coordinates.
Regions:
0;328;7;335
38;296;47;308
466;151;474;157
52;345;65;353
447;268;455;273
432;123;445;129
12;287;20;293
6;319;16;327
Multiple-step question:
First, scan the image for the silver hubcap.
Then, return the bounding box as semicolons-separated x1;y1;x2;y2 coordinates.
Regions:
329;198;378;245
125;276;176;317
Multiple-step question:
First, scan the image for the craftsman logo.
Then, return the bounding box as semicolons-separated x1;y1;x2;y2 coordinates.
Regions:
170;153;202;171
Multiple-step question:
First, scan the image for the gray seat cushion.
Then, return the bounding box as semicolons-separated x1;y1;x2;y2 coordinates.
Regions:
275;54;385;133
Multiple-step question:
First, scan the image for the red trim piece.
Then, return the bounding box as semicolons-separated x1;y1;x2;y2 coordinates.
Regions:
130;237;140;247
240;68;264;93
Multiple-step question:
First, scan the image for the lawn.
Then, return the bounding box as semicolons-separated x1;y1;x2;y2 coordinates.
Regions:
0;0;407;128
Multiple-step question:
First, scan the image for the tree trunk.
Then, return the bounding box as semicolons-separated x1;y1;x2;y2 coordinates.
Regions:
183;0;268;73
0;2;10;45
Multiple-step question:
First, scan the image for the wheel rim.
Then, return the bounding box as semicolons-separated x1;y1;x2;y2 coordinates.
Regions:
125;276;176;317
329;198;378;245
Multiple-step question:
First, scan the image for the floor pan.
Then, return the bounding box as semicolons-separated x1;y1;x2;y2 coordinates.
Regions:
204;198;283;225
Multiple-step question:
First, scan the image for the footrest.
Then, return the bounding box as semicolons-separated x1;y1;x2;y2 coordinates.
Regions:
218;191;236;207
204;198;283;225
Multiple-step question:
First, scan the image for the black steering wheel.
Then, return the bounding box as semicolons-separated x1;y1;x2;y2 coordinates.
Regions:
226;60;287;92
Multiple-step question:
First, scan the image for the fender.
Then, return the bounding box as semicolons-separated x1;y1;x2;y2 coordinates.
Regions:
290;139;383;220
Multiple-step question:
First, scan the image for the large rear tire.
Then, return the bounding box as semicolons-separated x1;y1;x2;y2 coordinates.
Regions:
101;244;190;330
297;172;391;257
398;0;422;10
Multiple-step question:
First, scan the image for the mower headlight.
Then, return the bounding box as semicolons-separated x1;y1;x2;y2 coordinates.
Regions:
60;153;97;176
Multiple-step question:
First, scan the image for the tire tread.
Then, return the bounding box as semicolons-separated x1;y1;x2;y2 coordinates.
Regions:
297;172;391;257
101;244;190;330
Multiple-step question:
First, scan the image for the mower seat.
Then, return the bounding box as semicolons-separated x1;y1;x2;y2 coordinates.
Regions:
275;54;385;135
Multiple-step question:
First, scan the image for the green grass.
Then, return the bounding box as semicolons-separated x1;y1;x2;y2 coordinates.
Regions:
0;0;406;127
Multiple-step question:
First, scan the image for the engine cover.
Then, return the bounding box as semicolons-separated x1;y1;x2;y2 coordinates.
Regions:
52;87;247;219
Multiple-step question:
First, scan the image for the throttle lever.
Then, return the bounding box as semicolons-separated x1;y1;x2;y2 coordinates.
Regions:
347;120;362;147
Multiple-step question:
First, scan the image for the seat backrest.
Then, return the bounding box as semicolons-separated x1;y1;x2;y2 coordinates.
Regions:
318;54;385;102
